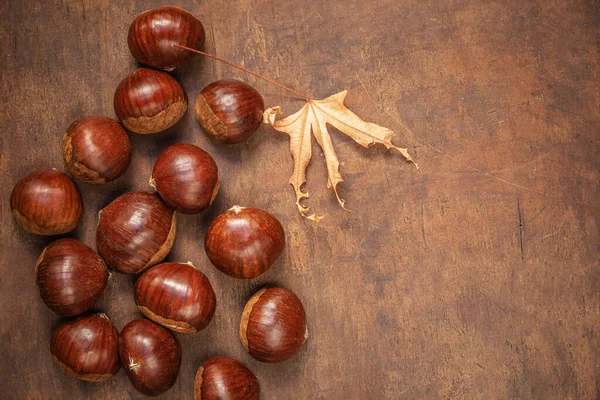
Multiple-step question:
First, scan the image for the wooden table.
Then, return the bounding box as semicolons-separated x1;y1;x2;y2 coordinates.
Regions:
1;1;598;399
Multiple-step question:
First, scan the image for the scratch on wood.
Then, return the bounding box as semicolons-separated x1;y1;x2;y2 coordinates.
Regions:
529;225;564;248
421;201;428;248
209;16;218;78
517;196;524;262
488;150;555;175
314;7;323;20
526;204;547;224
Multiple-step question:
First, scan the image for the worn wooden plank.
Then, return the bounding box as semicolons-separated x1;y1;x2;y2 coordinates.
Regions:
0;0;598;399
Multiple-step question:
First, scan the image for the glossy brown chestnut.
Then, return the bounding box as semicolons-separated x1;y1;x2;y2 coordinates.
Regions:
36;238;108;316
205;206;285;279
120;318;181;396
151;144;219;214
96;191;176;274
114;68;187;134
62;116;131;184
128;6;205;70
240;287;308;363
196;80;265;143
194;357;259;400
51;313;120;381
10;169;83;235
135;262;216;333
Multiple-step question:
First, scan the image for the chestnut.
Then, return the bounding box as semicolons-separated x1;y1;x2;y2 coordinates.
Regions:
114;68;187;134
196;80;265;143
128;6;205;71
96;191;176;274
120;318;181;396
36;238;108;316
10;169;83;235
51;313;119;381
205;206;285;279
62;116;131;184
194;357;259;400
240;287;308;363
150;144;219;214
135;262;216;333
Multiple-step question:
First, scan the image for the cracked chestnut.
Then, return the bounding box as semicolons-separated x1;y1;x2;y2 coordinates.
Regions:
10;169;83;235
240;287;308;363
196;80;265;143
151;144;219;214
114;68;187;134
128;6;205;71
36;238;108;316
51;313;119;381
120;318;181;396
135;262;216;333
96;191;176;274
62;116;131;184
205;206;285;279
194;357;259;400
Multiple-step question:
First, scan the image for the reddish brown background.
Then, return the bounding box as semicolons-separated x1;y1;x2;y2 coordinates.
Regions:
1;0;598;399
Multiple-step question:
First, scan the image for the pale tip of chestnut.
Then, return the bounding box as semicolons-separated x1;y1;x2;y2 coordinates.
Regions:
98;313;109;320
149;177;156;189
229;205;245;214
128;356;142;375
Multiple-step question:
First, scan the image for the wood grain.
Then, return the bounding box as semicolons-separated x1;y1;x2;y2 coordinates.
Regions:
0;0;598;399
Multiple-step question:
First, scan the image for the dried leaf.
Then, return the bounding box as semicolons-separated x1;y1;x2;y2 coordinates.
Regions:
264;90;417;220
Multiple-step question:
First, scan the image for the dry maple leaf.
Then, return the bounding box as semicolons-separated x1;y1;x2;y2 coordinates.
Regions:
264;90;417;221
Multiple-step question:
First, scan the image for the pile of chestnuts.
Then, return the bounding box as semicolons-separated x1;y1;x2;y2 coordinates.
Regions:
11;5;309;398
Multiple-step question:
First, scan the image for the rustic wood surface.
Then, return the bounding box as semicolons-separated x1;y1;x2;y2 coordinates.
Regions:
1;0;598;399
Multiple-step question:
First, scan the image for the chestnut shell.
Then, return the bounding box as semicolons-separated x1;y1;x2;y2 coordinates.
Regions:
96;191;176;274
51;313;120;381
194;357;259;400
119;318;182;396
205;206;285;279
240;287;308;363
135;262;216;333
128;6;205;70
114;68;187;134
36;238;108;316
196;80;265;143
62;116;131;184
151;143;220;214
10;169;83;235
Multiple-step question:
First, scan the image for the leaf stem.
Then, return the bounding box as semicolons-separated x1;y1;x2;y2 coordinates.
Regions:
173;44;311;101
